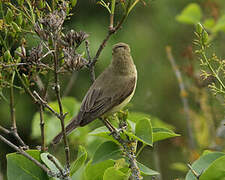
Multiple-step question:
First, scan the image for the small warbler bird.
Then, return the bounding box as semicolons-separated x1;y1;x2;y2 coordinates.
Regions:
52;42;137;144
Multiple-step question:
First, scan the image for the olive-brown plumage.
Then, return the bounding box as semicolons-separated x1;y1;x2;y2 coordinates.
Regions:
52;42;137;144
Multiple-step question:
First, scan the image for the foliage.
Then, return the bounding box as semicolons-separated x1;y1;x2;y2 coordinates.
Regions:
1;0;225;179
194;23;225;97
175;2;225;180
0;0;179;179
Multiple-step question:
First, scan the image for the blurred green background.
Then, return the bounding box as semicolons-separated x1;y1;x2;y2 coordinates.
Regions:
1;0;225;179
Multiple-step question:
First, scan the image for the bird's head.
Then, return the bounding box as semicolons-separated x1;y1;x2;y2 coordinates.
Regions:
111;42;135;75
112;42;130;57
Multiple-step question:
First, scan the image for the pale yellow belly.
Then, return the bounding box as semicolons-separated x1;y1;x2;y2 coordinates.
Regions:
104;83;136;116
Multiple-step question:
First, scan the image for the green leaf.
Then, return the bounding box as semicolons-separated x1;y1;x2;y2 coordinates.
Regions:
40;152;63;176
176;3;202;24
88;126;117;143
48;97;80;118
137;162;159;176
128;112;174;130
150;116;175;131
103;167;129;180
7;150;48;180
185;152;225;180
212;14;225;33
135;118;153;146
153;128;180;143
31;112;59;144
70;145;87;176
84;160;114;180
128;112;150;123
199;155;225;180
92;141;122;164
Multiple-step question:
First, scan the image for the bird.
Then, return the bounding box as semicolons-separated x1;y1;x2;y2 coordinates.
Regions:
52;42;137;144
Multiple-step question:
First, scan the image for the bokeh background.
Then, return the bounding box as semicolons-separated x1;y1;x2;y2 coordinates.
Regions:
1;0;225;179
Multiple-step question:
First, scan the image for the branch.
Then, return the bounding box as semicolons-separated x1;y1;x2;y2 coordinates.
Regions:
33;91;61;119
88;14;127;82
101;118;142;180
39;104;46;151
9;72;27;148
16;70;38;102
52;37;70;171
166;46;196;149
0;125;10;134
0;134;52;176
187;164;200;179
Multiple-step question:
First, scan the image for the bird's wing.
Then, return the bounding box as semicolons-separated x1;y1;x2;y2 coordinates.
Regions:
78;77;136;126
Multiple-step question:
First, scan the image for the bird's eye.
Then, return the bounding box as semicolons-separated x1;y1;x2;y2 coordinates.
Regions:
114;45;125;50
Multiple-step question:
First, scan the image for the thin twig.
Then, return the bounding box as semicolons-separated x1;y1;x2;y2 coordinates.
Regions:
0;134;52;176
0;62;52;70
88;14;127;82
101;118;142;180
136;143;146;158
16;69;38;102
0;125;10;134
166;46;196;149
85;40;91;62
39;104;46;151
52;36;70;170
187;164;200;179
9;72;27;148
33;91;61;119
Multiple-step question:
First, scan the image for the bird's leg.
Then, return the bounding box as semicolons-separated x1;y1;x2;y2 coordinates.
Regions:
100;117;117;133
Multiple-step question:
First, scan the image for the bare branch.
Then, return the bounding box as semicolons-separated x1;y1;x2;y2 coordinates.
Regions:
40;104;46;151
9;72;27;148
187;164;200;179
52;37;70;170
33;90;61;119
0;125;10;134
88;14;127;82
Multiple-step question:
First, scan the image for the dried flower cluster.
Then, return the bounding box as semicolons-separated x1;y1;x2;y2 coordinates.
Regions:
62;30;89;48
63;47;88;71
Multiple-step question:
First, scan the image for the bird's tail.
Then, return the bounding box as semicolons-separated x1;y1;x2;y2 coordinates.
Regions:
52;116;79;145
